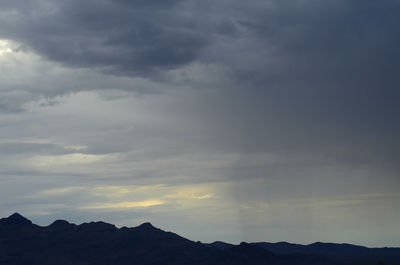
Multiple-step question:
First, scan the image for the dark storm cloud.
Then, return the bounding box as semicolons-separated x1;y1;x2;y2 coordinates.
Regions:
112;0;182;9
0;0;208;76
1;0;399;161
190;0;400;164
0;0;398;105
1;0;398;85
201;0;400;98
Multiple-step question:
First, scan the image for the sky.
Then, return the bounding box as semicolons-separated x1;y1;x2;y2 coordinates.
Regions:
0;0;399;247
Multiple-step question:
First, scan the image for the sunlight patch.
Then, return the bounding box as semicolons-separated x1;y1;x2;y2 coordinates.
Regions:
64;145;88;151
30;153;116;167
80;199;165;209
40;187;85;195
0;39;14;56
192;194;214;200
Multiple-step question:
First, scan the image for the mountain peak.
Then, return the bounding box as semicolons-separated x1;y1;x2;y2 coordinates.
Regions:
51;219;70;225
49;220;73;230
136;222;160;232
78;221;116;231
138;222;154;228
0;212;32;227
209;241;234;250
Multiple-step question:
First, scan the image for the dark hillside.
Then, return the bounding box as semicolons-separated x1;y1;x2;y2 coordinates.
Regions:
0;213;399;265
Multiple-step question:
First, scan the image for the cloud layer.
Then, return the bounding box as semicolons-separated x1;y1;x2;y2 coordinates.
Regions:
0;0;399;247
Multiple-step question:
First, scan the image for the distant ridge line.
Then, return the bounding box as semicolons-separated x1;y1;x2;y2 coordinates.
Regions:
0;213;399;265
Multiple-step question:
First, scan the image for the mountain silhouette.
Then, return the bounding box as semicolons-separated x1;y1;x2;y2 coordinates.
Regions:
0;212;33;227
0;213;399;265
252;241;400;265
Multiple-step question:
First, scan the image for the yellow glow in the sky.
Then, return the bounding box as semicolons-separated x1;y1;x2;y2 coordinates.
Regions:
30;153;116;167
81;199;165;209
38;184;220;213
39;187;85;195
64;145;88;151
191;194;214;200
165;186;216;200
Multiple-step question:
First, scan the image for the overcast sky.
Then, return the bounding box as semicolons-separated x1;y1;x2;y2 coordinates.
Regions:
0;0;399;247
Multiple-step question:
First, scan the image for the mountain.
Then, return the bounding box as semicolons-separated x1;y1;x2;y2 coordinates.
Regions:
0;213;398;265
252;241;400;265
0;213;33;227
207;241;234;250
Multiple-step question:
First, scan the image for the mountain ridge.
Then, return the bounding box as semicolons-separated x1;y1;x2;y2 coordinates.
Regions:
0;213;399;265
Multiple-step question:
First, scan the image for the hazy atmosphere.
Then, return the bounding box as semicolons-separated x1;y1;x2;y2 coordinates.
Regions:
0;0;399;247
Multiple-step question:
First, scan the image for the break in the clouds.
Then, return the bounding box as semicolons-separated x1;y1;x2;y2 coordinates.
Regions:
0;0;399;247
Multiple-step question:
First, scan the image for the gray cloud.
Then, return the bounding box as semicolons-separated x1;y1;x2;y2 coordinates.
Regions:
0;142;67;155
1;0;399;99
0;0;399;247
0;0;209;76
0;102;24;113
0;0;398;173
